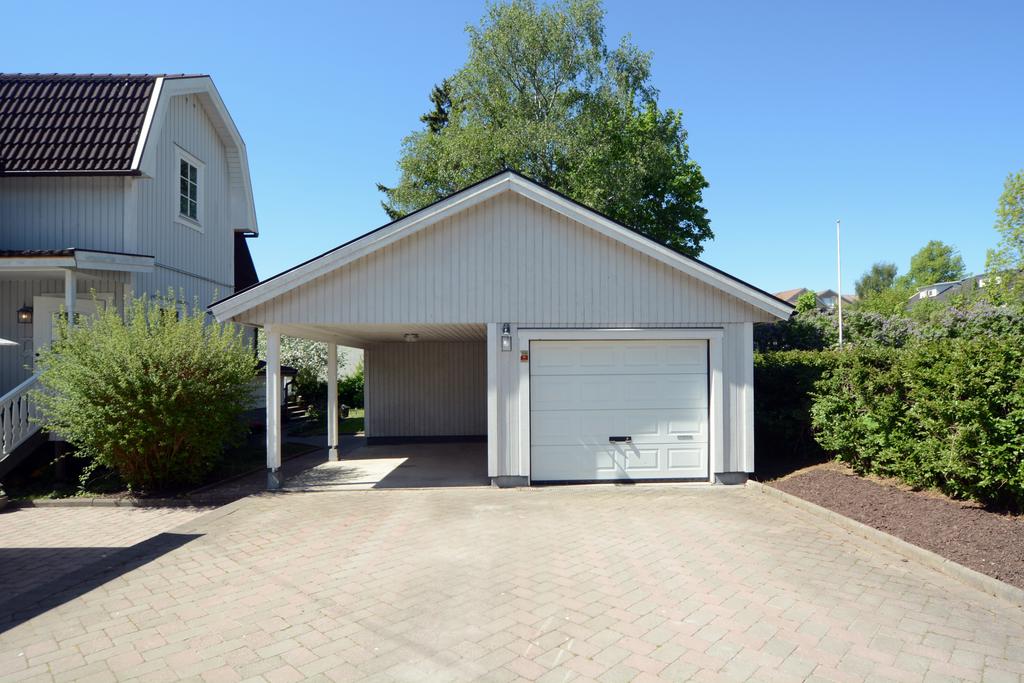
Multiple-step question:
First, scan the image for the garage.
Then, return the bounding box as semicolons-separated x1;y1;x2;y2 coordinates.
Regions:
210;170;793;488
529;339;709;482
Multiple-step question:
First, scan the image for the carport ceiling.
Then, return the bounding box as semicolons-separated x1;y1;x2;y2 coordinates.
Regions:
278;323;486;347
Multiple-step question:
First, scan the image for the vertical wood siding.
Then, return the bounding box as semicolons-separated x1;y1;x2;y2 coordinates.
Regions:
246;191;777;327
365;342;486;438
0;275;124;394
0;177;124;251
134;94;234;304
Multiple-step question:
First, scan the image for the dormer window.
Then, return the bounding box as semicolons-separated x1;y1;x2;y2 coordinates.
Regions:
174;147;204;230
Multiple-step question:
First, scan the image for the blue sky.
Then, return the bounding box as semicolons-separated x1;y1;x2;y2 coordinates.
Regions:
5;0;1021;294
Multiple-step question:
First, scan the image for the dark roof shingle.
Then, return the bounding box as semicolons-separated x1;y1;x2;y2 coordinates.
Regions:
0;74;191;174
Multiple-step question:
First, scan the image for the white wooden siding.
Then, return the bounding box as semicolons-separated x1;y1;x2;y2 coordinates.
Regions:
365;342;486;438
0;274;126;394
0;177;125;252
133;94;234;304
242;191;777;327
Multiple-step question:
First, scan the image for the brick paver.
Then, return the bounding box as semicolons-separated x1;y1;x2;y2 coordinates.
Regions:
1;486;1022;681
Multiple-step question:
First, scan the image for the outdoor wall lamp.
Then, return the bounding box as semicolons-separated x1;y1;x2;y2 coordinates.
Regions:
16;305;32;325
403;333;419;343
501;323;512;351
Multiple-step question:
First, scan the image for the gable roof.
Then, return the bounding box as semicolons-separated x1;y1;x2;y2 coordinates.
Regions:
0;73;258;234
212;170;792;322
773;287;812;304
0;74;190;173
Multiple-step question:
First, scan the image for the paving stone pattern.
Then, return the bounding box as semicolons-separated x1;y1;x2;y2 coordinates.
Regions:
1;486;1023;682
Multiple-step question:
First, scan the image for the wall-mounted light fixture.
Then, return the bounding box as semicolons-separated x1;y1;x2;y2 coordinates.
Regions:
501;323;512;352
403;333;419;343
16;305;33;325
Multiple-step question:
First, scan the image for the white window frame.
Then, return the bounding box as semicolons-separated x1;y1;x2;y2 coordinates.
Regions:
174;146;205;232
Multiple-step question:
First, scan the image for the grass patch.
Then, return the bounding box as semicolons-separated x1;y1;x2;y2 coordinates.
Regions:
288;408;365;437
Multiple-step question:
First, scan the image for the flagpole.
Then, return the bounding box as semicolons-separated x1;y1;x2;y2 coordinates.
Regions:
836;219;844;348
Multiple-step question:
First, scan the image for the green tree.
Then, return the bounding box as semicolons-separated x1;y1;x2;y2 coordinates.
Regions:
854;262;898;299
378;0;712;256
987;170;1024;275
33;294;256;491
794;290;820;315
903;240;965;288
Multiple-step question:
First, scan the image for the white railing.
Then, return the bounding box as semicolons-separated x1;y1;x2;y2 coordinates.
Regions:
0;374;41;460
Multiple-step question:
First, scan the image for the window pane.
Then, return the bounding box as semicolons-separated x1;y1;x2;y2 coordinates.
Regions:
180;196;189;215
180;159;188;178
189;181;197;202
180;177;188;196
188;200;197;219
189;165;197;183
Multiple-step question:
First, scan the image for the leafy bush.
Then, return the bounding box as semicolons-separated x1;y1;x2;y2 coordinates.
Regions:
753;350;838;476
338;361;364;408
34;294;257;491
811;335;1024;509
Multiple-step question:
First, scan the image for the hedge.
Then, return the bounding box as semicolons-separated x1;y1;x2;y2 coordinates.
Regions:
811;336;1024;510
753;350;839;476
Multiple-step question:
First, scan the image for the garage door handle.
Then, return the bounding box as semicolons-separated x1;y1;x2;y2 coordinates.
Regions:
609;435;632;443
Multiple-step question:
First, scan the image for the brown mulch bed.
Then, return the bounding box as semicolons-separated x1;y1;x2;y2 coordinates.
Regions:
769;462;1024;590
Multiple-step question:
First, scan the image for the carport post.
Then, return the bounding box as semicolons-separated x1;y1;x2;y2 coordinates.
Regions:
327;344;339;461
265;325;283;489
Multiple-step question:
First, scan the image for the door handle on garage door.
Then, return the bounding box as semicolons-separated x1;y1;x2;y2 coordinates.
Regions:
608;435;632;443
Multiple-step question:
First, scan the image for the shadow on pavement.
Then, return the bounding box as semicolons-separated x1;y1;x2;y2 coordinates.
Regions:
0;532;200;633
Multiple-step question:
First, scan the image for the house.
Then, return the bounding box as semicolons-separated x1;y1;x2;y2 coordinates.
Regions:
773;287;819;307
212;171;792;488
0;73;259;472
773;288;856;311
908;274;1000;308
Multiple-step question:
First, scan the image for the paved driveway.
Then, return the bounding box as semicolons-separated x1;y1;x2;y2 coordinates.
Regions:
1;486;1023;682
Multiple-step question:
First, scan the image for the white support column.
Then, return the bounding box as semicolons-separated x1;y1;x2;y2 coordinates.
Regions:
327;343;339;461
63;269;77;330
486;323;498;479
265;325;283;489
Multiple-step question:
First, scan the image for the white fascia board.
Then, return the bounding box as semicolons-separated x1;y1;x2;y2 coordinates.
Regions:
0;258;75;271
131;76;164;172
211;174;515;322
73;251;155;273
508;176;793;320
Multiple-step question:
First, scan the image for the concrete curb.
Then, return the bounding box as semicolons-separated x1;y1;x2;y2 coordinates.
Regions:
746;479;1024;608
10;497;216;509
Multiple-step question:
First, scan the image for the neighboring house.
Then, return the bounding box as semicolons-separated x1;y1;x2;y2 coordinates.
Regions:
0;73;259;471
212;170;793;489
816;289;857;310
773;288;856;312
907;273;1002;308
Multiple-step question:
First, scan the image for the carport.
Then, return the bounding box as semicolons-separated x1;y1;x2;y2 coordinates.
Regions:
210;171;792;489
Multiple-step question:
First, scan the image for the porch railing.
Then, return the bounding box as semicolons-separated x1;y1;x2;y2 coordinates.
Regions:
0;374;42;462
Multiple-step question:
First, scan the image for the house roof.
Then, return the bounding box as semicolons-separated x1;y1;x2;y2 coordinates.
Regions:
0;73;259;234
211;170;794;322
0;74;200;174
773;287;812;304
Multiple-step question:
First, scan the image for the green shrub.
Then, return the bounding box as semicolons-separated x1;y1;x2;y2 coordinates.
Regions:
338;361;364;408
33;294;257;492
753;350;839;476
811;336;1024;509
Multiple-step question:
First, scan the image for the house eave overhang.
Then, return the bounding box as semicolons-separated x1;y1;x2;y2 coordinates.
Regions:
0;249;155;274
210;171;793;323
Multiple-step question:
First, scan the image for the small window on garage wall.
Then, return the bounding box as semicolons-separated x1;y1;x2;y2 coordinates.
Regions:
174;147;204;231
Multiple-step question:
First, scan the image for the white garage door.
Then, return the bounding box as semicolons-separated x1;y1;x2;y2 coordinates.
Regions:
530;339;709;482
